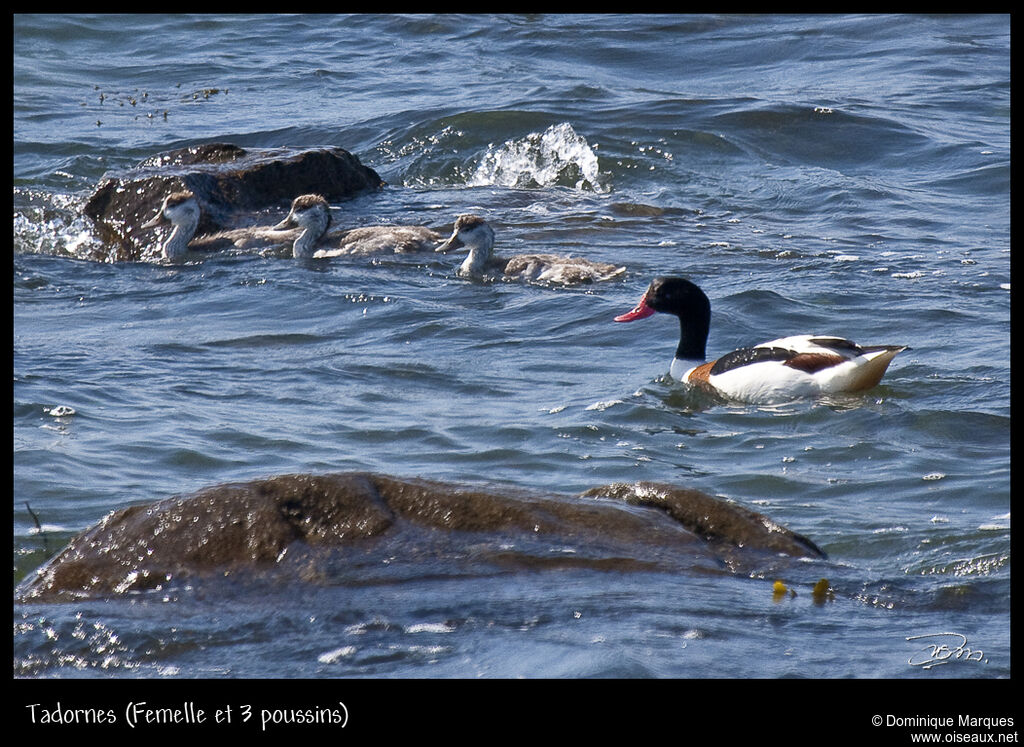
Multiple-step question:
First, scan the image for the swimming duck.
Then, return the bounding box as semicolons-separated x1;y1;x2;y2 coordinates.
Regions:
614;276;908;403
141;191;297;260
271;194;443;258
141;191;201;261
435;214;625;285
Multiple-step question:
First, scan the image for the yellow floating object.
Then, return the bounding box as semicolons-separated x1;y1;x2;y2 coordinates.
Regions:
811;578;834;602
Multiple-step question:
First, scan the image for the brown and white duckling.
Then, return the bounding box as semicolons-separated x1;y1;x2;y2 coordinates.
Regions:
272;194;443;258
141;191;201;261
435;214;625;285
141;191;298;260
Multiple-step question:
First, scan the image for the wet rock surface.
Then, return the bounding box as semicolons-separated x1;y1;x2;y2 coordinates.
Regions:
83;143;384;260
16;472;825;602
580;481;825;561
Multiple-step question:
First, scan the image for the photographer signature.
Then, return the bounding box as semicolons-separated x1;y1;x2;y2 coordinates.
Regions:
906;632;988;670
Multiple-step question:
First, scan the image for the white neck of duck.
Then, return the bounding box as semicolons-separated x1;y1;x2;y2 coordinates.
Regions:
163;213;199;260
669;356;704;381
457;225;496;276
292;210;330;258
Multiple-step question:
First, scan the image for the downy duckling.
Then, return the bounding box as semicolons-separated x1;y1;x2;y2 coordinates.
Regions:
141;191;201;261
272;194;443;258
142;191;299;260
435;214;625;285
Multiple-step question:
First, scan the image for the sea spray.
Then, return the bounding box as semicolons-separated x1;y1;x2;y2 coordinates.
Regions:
468;122;609;192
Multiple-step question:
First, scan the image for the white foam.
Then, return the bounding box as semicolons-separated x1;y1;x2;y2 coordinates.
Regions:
469;122;609;193
406;622;455;634
318;646;356;663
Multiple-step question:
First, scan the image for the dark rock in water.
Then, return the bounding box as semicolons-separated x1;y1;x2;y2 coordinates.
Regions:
83;143;384;261
16;472;824;602
579;481;824;562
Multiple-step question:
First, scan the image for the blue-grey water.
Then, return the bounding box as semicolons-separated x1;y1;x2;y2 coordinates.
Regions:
13;13;1010;688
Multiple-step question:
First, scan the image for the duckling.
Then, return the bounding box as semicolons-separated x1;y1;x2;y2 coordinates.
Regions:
435;214;625;285
272;194;443;258
141;191;298;260
141;191;200;261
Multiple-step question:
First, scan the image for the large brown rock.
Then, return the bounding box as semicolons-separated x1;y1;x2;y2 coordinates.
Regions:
16;472;825;601
83;143;384;260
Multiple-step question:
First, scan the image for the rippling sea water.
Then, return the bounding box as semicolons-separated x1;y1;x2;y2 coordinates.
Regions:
12;12;1011;712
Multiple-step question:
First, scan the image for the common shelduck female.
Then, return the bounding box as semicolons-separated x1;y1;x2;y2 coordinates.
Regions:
272;194;443;258
614;276;908;404
435;214;625;285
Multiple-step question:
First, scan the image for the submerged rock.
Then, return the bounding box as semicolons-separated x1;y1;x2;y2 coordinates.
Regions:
83;143;384;261
16;472;824;602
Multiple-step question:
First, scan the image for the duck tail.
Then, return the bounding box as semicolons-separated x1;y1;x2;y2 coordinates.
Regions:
847;345;909;391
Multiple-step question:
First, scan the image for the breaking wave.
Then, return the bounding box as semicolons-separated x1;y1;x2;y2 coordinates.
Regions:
467;122;609;193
